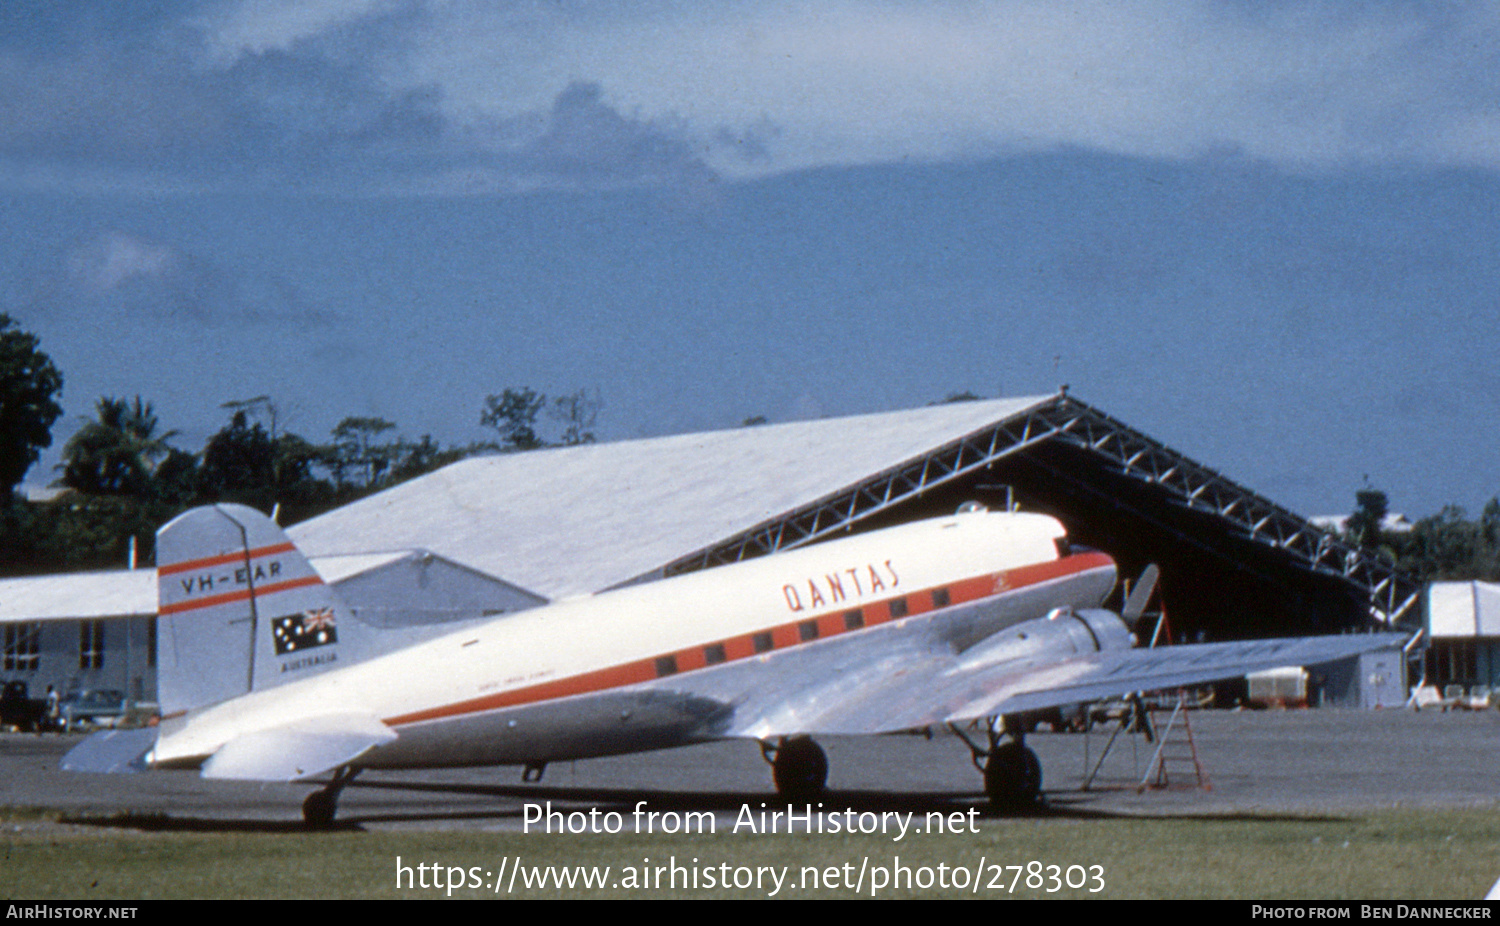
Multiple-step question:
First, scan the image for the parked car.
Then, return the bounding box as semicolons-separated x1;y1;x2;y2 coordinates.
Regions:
57;688;128;730
0;680;48;732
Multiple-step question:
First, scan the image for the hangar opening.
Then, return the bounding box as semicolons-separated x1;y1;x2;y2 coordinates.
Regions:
651;393;1420;641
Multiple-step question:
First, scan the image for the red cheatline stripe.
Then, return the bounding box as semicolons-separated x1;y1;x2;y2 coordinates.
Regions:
158;575;324;616
384;551;1115;728
158;542;298;576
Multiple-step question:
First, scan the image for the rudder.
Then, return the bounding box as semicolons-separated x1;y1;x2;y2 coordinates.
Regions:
156;504;348;717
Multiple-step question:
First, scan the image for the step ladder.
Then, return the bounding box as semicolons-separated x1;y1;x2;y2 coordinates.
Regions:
1080;696;1149;790
1138;690;1210;792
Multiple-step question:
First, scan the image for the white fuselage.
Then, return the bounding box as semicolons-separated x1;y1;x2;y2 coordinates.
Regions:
151;510;1117;772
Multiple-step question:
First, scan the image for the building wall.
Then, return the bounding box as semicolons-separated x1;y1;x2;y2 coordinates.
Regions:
2;615;156;705
1424;637;1500;690
1318;649;1407;708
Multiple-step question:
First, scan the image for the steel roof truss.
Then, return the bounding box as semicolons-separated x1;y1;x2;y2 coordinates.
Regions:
654;395;1419;624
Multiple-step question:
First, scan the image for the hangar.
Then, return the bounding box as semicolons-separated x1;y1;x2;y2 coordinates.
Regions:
1;391;1418;715
288;391;1420;640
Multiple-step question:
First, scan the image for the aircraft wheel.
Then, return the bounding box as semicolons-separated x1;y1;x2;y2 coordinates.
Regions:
302;788;338;830
772;736;828;800
984;743;1042;810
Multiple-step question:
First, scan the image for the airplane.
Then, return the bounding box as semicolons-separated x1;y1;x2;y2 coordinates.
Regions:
63;502;1406;828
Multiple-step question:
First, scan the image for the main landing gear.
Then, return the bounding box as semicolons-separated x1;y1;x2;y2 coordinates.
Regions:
761;722;1042;810
302;766;359;830
954;717;1043;810
762;735;828;800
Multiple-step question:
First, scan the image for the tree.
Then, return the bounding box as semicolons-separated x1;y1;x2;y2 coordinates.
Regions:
328;416;397;488
481;387;547;451
221;395;285;439
932;390;982;404
386;435;484;484
151;448;200;506
196;410;341;520
1392;503;1500;583
197;411;277;503
550;389;601;446
1346;488;1389;550
0;315;63;498
58;396;177;497
1482;497;1500;549
272;433;322;491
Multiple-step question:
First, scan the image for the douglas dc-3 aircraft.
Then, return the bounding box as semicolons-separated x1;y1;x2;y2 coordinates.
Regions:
65;503;1403;827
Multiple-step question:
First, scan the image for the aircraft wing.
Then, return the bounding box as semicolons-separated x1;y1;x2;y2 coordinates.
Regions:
730;632;1409;738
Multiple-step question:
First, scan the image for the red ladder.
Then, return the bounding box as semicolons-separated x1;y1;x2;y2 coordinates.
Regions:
1138;689;1211;792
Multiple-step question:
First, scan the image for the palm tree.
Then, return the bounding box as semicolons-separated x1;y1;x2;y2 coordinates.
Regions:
58;396;178;497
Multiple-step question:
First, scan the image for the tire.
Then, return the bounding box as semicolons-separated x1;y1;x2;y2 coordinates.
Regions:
772;736;828;800
984;743;1042;809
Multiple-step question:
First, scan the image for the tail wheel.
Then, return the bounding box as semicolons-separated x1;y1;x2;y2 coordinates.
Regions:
984;742;1042;809
301;765;358;830
772;736;828;800
302;788;338;830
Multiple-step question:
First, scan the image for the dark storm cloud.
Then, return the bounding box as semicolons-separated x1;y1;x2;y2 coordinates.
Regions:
0;37;446;189
0;3;716;195
211;49;445;178
8;2;1500;192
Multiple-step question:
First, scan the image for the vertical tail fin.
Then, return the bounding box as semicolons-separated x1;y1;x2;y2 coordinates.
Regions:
156;504;347;717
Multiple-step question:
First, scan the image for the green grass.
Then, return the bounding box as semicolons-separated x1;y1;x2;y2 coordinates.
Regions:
3;807;1497;899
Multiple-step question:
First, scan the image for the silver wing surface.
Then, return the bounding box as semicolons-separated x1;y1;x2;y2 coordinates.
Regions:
728;632;1408;738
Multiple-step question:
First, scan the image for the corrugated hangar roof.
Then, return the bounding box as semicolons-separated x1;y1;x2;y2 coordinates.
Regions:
287;392;1420;633
288;396;1047;600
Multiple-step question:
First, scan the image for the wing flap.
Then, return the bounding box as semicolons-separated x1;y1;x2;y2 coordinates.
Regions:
200;713;397;781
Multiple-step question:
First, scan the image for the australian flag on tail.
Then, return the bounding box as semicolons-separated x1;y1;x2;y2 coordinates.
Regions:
272;608;338;655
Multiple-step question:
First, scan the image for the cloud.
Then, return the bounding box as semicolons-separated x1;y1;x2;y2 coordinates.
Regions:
38;231;336;326
67;232;182;294
389;0;1500;174
441;81;717;192
189;0;405;64
5;1;1500;194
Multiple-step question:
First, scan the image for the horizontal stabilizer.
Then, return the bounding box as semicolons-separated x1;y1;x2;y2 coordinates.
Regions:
60;728;158;774
200;713;397;782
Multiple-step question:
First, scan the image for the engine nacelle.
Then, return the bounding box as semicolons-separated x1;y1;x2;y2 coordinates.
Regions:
955;607;1135;672
1068;608;1138;653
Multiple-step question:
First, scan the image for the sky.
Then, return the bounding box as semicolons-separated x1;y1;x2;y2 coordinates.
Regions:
0;1;1497;519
